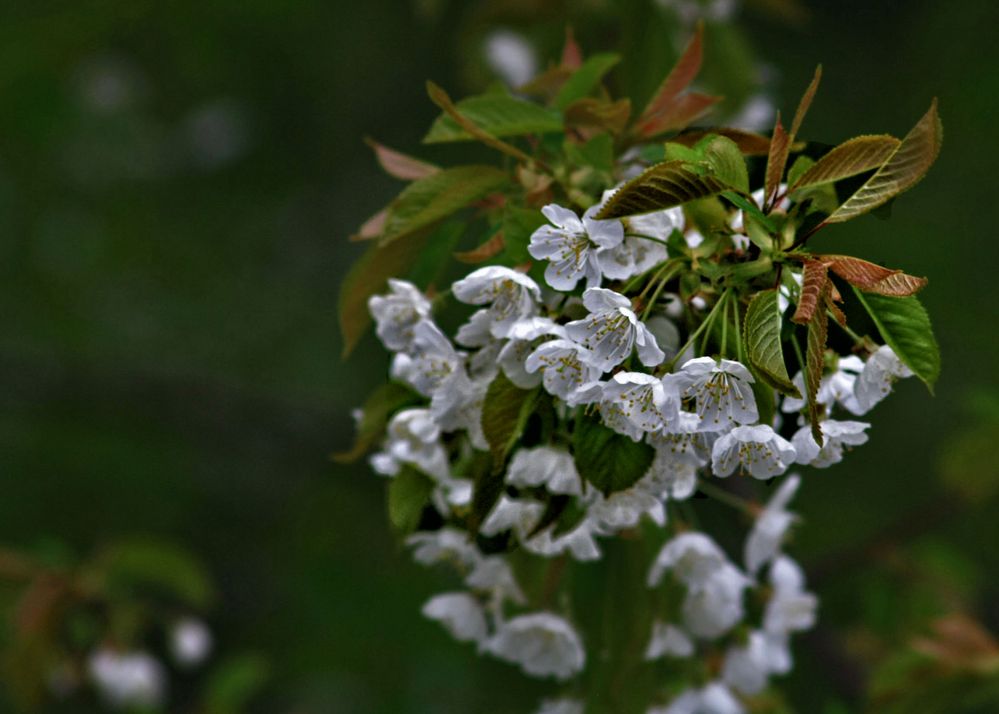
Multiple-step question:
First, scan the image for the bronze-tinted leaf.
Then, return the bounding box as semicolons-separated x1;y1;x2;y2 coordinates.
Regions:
792;259;829;324
364;138;440;180
790;135;900;191
454;232;506;264
822;99;943;225
634;23;719;138
561;26;583;69
789;65;822;137
564;97;632;134
824;254;928;296
764;114;789;211
594;160;729;219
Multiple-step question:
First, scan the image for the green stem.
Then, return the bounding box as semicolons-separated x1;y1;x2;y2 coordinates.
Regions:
665;290;731;370
627;232;671;247
641;264;682;321
731;293;746;364
697;479;756;515
828;311;865;344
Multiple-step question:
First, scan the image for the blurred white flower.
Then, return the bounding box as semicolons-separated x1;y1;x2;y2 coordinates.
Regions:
645;620;695;660
681;564;750;639
744;474;800;576
406;528;480;568
170;618;212;668
649;681;744;714
507;445;582;496
485;613;585;680
88;649;165;710
484;30;538;89
368;279;432;353
422;592;489;645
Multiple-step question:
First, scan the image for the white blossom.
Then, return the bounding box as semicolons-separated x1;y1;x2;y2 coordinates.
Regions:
791;420;870;468
88;649;166;710
507;446;582;496
528;204;624;290
498;317;565;389
536;698;584;714
368;278;431;352
648;532;729;589
452;266;542;339
465;555;526;605
525;339;603;404
853;345;914;413
744;474;800;576
594;372;682;439
565;288;665;371
764;556;818;637
711;425;796;480
485;612;585;680
524;519;602;562
588;482;666;533
484;29;538;88
645;621;695;660
782;355;865;416
391;321;463;397
383;408;449;480
675;357;758;431
681;564;750;639
722;630;775;696
649;681;745;714
480;495;544;540
406;528;479;569
422;592;489;645
170;618;212;667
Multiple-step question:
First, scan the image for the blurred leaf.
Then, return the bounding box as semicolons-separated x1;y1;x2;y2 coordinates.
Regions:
564;97;632;134
364;138;440;181
350;208;387;242
502;206;549;264
572;412;654;496
595;160;729;219
98;539;214;608
338;228;431;357
204;654;270;714
555;53;621;109
824;255;927;296
388;466;435;534
790;134;900;191
332;382;421;463
852;288;941;389
822;100;943;226
379;165;509;246
454;231;505;264
423;89;563;144
939;418;999;502
744;289;800;396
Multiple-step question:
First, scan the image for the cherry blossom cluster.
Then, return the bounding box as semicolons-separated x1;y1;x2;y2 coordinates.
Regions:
360;188;915;711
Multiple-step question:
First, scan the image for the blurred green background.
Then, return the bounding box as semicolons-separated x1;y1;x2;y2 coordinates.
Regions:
0;0;996;711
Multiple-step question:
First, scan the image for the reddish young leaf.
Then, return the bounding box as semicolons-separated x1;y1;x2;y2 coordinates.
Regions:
350;208;387;242
364;138;440;181
564;97;632;134
764;65;822;211
454;232;506;264
561;26;583;70
824;255;928;296
792;259;829;324
633;23;711;138
805;281;830;445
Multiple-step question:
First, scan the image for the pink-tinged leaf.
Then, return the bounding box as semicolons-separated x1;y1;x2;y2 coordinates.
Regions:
824;254;928;296
825;290;847;326
790;135;900;191
821;99;943;226
635;92;722;138
633;23;707;138
792;259;829;324
789;65;822;137
454;232;506;264
365;138;440;181
561;26;583;70
350;208;387;242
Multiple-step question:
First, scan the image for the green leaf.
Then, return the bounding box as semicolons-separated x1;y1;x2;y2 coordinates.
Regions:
387;466;435;534
332;382;421;463
701;134;749;194
555;53;621;109
744;289;800;396
204;655;270;714
595;160;729;219
98;539;214;608
572;412;655;496
852;288;940;389
789;134;900;191
424;94;563;143
722;191;777;234
787;155;815;188
475;373;539;528
822;100;943;225
379;165;509;246
338;228;431;357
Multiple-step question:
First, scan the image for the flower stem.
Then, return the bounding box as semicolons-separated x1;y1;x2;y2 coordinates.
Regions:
697;479;757;515
665;290;731;370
